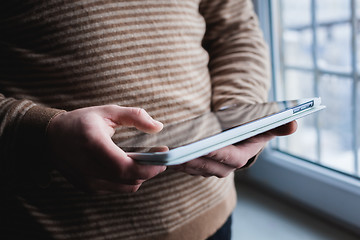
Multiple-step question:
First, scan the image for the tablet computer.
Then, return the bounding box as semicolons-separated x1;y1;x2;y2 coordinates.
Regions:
117;98;325;165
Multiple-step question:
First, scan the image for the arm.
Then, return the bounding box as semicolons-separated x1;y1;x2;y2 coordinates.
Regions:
0;94;64;187
200;0;271;110
171;0;295;177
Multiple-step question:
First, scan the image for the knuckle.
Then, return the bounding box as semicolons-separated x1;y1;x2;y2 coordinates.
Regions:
102;104;117;112
104;105;121;116
220;152;232;164
131;107;146;118
108;104;119;109
200;161;209;170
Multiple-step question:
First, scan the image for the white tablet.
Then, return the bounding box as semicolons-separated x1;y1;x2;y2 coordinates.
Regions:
118;98;325;165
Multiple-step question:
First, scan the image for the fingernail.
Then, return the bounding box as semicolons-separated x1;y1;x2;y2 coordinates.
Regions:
152;119;163;128
145;113;162;126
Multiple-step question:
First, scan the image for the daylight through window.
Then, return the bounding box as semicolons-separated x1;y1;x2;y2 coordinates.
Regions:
269;0;360;178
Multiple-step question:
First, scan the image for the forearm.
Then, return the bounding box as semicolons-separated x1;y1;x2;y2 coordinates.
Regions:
200;0;271;110
0;94;64;186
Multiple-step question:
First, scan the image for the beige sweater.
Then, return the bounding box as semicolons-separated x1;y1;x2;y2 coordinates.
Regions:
0;0;270;239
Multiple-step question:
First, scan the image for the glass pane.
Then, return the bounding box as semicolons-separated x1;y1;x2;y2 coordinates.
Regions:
316;0;350;22
316;0;351;73
281;0;313;67
277;70;317;161
281;0;311;28
283;70;315;99
316;24;352;73
318;74;355;174
283;29;313;67
278;116;318;162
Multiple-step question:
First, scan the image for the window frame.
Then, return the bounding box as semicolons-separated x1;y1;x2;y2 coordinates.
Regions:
246;0;360;234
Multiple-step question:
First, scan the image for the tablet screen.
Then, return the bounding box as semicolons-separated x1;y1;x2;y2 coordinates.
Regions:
115;99;313;153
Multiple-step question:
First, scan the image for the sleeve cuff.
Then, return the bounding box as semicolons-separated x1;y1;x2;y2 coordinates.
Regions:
19;105;65;142
10;105;65;187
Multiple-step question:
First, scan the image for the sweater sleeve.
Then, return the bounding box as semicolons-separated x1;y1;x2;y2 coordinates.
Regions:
0;93;64;187
199;0;271;111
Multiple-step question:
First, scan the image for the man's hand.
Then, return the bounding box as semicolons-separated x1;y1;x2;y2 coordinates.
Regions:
170;121;298;177
46;105;166;194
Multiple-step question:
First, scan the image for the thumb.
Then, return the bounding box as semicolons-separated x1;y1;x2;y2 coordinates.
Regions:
269;120;298;136
100;105;163;134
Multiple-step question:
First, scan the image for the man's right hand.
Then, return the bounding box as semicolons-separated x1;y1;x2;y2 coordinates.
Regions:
46;105;166;194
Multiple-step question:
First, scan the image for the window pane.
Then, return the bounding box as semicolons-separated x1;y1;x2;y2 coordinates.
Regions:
316;0;352;73
283;70;315;99
283;29;313;67
316;24;352;72
316;0;350;22
281;0;311;27
278;116;318;162
318;74;355;174
276;70;318;162
281;0;313;67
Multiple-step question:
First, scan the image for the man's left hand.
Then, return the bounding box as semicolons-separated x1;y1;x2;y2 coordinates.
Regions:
170;121;297;177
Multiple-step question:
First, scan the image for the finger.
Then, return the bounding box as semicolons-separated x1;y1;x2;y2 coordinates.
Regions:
236;121;298;149
91;134;167;182
268;120;298;136
205;145;250;169
148;146;169;153
171;157;234;178
100;105;163;134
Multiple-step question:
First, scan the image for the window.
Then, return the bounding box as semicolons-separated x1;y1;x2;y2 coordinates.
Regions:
247;0;360;234
271;0;360;177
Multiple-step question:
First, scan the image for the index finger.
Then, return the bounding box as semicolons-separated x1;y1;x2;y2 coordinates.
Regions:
268;120;298;136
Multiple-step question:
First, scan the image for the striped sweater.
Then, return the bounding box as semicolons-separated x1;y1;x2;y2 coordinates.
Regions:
0;0;270;239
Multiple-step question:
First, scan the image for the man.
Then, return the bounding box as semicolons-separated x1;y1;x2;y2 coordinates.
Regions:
0;0;296;239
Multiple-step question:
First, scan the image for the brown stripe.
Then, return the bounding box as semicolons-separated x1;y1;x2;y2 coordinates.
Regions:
5;11;202;49
5;46;204;81
2;1;199;32
3;51;207;87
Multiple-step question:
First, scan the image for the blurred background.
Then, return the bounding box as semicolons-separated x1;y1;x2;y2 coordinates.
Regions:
233;0;360;239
